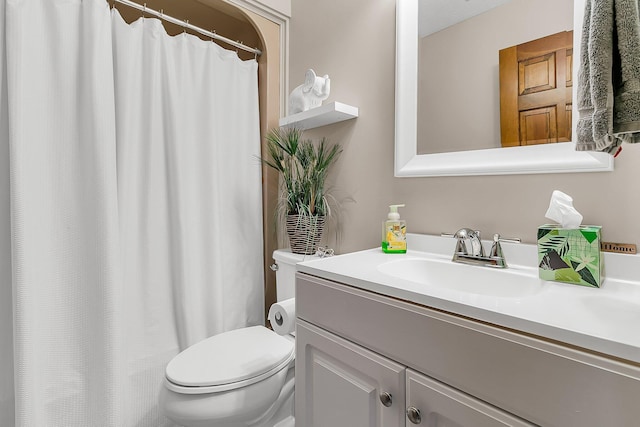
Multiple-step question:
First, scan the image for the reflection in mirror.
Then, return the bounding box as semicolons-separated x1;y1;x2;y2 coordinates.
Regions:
417;0;574;155
394;0;613;177
499;30;573;147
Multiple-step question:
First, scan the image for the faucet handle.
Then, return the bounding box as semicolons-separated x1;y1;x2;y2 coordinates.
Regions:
441;229;483;239
489;234;521;258
441;231;469;255
492;234;521;244
442;232;468;255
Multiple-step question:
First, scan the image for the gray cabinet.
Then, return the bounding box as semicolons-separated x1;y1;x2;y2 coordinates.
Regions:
296;319;535;427
295;320;405;427
296;272;640;427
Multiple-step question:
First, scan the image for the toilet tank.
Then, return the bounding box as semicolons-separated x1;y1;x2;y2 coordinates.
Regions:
272;249;319;302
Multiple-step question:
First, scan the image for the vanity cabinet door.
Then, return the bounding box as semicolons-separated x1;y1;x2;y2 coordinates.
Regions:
406;369;535;427
296;319;406;427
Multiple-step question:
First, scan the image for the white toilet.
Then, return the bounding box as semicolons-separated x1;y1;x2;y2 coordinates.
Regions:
159;249;316;427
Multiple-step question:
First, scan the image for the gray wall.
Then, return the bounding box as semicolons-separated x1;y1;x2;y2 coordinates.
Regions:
290;0;640;254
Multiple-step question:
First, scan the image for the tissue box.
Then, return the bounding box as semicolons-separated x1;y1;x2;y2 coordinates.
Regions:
537;225;603;288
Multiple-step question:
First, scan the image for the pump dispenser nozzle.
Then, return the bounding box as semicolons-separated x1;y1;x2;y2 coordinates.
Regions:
388;204;405;220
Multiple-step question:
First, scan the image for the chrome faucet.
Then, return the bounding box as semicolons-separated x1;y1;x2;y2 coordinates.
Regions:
442;229;520;268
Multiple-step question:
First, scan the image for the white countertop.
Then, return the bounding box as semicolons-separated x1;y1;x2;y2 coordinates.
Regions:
297;233;640;364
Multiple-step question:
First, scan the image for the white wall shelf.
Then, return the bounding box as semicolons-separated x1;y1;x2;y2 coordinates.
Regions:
279;101;358;130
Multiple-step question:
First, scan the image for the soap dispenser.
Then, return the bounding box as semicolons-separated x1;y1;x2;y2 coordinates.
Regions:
382;204;407;253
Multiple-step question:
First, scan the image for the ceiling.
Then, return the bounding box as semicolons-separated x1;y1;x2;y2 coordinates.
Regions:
419;0;513;37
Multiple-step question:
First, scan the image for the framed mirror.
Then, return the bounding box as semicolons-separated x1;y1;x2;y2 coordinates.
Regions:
395;0;614;177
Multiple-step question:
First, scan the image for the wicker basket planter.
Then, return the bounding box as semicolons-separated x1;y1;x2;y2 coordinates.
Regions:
286;214;326;255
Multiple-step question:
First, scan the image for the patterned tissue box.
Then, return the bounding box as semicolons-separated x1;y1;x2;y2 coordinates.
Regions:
537;224;603;288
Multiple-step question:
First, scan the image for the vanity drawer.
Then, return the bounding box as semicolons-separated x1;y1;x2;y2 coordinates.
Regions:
296;272;640;427
406;369;534;427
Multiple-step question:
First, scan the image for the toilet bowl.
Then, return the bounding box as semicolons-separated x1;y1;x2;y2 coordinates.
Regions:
159;249;318;427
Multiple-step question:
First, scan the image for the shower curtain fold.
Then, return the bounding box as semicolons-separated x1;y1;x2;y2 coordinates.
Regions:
5;1;125;425
0;0;15;425
0;1;264;426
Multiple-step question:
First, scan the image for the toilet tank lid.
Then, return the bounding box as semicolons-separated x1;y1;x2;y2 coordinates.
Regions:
165;326;294;388
273;249;320;265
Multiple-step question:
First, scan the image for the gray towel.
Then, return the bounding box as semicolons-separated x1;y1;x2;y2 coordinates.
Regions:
576;0;640;153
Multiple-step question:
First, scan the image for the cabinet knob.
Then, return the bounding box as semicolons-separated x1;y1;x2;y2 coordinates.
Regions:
379;391;393;407
406;406;422;424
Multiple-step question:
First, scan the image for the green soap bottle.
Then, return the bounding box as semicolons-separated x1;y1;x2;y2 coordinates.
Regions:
382;204;407;253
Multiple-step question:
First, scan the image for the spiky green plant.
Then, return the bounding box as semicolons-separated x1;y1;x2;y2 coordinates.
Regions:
260;127;342;218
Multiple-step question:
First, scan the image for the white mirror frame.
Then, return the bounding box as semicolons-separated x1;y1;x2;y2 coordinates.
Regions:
395;0;614;177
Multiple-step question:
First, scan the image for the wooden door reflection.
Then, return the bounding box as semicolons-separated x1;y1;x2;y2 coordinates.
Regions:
500;31;573;147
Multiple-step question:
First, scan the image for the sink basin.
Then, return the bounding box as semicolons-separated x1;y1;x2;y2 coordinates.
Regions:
377;257;544;298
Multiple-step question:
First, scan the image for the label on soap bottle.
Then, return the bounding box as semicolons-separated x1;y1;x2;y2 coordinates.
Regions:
383;221;406;252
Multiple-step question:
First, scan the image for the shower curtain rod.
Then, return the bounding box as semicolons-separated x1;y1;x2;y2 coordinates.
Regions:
112;0;262;56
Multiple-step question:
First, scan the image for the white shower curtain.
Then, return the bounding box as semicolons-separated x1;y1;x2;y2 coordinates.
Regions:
0;1;264;426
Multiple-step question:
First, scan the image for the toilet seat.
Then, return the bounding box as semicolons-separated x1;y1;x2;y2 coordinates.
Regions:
165;326;295;395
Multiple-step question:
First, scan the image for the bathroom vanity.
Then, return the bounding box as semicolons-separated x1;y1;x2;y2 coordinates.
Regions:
294;234;640;426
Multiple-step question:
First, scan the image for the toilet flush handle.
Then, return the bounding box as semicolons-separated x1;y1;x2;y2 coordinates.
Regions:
270;263;278;271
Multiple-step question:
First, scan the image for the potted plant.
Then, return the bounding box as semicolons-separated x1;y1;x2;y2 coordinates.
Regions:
260;127;342;254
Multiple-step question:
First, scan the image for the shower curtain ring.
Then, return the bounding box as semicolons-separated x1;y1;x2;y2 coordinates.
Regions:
143;3;146;18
